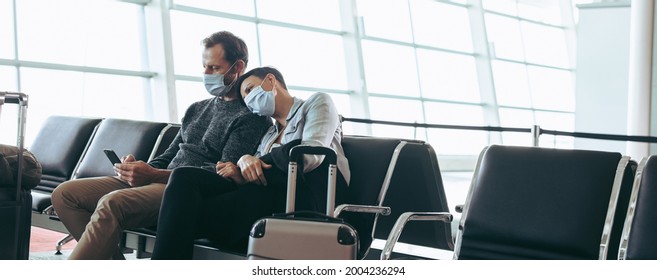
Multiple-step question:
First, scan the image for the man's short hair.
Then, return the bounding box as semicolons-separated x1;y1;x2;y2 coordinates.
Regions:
202;31;249;66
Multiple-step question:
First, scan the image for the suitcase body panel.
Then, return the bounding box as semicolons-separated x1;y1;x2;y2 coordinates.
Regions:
0;91;32;260
247;145;358;260
247;217;358;260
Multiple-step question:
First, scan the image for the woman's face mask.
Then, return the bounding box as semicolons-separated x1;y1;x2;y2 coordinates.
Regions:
203;61;237;97
244;77;276;117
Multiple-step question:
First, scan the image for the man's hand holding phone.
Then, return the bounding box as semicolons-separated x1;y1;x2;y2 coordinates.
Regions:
104;150;154;186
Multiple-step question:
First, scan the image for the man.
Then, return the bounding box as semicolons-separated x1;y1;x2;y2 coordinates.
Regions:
51;31;271;260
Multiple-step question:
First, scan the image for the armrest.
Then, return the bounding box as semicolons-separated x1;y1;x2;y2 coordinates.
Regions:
381;212;452;260
334;204;391;217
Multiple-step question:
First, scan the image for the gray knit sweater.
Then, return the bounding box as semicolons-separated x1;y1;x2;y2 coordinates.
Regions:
148;97;271;171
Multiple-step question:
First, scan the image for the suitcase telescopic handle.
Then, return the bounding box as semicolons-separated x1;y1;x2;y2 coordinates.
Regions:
289;145;337;165
286;145;338;216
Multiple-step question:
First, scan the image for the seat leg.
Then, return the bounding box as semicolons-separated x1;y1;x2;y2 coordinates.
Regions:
54;234;74;255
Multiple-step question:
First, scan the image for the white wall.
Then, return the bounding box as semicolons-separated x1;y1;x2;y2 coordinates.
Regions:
574;2;631;153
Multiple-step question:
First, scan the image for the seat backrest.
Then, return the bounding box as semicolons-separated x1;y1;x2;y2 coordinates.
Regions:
620;155;657;260
72;118;168;179
340;136;403;259
374;141;454;255
455;145;628;260
148;123;181;161
29;116;102;192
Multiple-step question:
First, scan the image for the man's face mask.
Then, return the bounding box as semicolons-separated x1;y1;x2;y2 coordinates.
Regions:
244;76;276;117
203;61;238;97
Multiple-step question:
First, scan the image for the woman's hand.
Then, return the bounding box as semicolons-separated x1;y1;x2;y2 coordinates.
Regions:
237;155;272;186
216;161;246;185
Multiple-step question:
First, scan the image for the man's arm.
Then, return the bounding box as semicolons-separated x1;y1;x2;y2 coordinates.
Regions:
114;161;172;186
116;154;172;186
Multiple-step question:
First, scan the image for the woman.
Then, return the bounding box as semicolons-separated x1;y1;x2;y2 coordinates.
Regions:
150;66;350;259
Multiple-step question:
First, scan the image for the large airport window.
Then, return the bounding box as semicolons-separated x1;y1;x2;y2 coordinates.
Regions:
15;0;143;71
0;66;18;145
485;14;525;62
356;0;413;42
425;102;487;155
491;60;532;108
410;0;473;52
361;40;420;97
527;66;574;112
0;0;14;59
368;96;424;139
499;108;536;146
522;22;570;68
173;0;255;17
20;68;148;145
256;0;342;31
258;25;348;91
416;49;480;103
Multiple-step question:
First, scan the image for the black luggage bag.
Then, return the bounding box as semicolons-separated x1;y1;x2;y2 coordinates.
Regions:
0;91;33;260
246;145;358;260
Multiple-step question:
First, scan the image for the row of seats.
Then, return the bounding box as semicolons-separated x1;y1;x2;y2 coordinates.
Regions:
23;115;657;260
28;116;180;253
26;115;454;259
449;145;653;260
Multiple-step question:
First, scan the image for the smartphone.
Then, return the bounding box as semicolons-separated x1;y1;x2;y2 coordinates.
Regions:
103;149;122;165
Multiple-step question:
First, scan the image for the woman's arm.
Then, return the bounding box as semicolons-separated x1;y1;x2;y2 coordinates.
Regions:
298;93;340;172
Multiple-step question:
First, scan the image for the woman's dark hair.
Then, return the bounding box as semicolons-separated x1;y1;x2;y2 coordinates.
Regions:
202;31;249;66
235;66;288;102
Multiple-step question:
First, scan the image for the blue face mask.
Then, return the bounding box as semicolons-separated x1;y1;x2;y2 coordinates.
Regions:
203;61;237;97
244;78;276;117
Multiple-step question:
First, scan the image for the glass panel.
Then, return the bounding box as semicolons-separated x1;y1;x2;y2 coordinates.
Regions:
499;108;534;146
427;129;488;155
175;80;208;121
424;102;486;155
368;97;424;139
518;0;563;25
20;68;148;145
259;25;348;91
0;0;13;59
256;0;342;31
288;90;351;119
527;66;574;111
482;0;517;16
485;14;524;61
16;0;143;70
491;60;531;107
172;0;255;16
410;0;473;52
361;40;419;97
356;0;413;42
170;11;259;77
522;22;570;68
423;102;485;126
0;66;18;145
416;50;480;102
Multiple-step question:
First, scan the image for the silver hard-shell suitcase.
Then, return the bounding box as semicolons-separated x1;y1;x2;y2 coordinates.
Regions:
0;91;32;260
246;145;358;260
